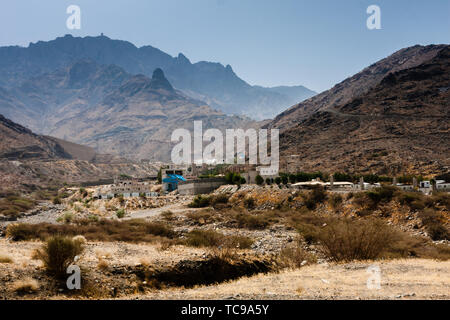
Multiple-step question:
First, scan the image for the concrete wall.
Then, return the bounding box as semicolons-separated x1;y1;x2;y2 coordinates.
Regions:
178;178;227;195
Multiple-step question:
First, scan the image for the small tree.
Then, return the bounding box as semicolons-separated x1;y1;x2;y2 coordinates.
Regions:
275;177;282;185
265;178;272;185
255;175;264;185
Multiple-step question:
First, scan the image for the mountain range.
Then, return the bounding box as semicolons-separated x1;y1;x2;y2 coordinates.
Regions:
0;60;257;161
0;34;316;120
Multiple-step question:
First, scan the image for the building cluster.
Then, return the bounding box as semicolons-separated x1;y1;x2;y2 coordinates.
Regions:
93;162;449;199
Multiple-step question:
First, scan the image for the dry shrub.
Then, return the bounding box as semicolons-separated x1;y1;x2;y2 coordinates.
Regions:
6;219;176;243
233;211;279;230
161;210;174;221
418;208;449;241
13;278;39;294
0;254;13;263
316;218;395;262
386;233;450;260
430;192;450;210
398;192;425;210
329;193;343;211
304;186;327;210
97;259;109;272
278;246;316;268
0;194;37;218
186;210;218;225
35;236;84;278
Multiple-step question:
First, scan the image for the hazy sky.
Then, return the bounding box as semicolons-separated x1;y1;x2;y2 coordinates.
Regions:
0;0;448;92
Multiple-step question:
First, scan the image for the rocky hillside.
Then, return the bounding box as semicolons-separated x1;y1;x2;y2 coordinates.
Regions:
0;34;315;120
0;114;72;160
268;44;446;130
0;61;256;161
279;46;450;175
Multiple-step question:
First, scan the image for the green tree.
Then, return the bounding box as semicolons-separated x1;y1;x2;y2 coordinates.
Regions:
255;175;264;185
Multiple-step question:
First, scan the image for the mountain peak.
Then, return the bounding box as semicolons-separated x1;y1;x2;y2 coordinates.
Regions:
177;53;191;64
151;68;173;91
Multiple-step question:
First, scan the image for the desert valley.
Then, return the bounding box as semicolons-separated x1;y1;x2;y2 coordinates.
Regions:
0;33;449;301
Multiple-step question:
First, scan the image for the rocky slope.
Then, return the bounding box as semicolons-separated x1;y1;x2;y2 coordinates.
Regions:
0;34;316;120
0;114;73;160
268;44;447;130
279;46;450;175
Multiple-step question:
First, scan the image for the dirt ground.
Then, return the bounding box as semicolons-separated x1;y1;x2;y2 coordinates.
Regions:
134;259;449;300
0;238;449;300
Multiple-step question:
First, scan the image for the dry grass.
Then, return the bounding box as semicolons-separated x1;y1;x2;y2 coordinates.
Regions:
34;236;84;278
0;193;37;218
278;245;317;268
137;259;450;300
316;218;396;262
97;258;109;272
6;219;177;243
13;278;39;294
0;254;13;263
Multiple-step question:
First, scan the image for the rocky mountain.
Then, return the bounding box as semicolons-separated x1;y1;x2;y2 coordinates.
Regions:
0;61;256;161
0;34;315;120
0;114;74;160
279;45;450;176
268;44;447;130
0;114;160;192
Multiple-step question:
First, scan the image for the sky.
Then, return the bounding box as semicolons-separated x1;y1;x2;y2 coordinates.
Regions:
0;0;448;92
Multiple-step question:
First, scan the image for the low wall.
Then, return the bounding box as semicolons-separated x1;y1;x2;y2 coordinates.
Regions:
178;178;227;195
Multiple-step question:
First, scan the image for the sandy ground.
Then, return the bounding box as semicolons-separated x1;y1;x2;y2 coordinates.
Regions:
1;237;448;300
134;259;450;300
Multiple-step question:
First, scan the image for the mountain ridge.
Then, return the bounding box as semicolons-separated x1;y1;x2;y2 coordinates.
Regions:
0;34;316;120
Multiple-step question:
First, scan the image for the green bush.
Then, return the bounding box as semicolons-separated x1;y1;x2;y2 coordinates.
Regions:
116;209;125;219
188;195;211;208
255;175;264;185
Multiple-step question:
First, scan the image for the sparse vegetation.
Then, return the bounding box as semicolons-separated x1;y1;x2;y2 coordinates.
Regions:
185;229;253;249
304;186;327;210
6;219;177;243
116;208;125;218
315;218;396;262
13;279;39;294
278;245;316;268
0;194;37;218
418;208;449;241
0;254;13;263
34;236;84;278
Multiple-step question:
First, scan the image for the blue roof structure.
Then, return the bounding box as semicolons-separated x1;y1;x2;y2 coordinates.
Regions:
162;174;186;183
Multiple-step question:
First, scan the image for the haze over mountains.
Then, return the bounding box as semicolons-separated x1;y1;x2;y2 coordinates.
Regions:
0;34;316;120
0;60;256;161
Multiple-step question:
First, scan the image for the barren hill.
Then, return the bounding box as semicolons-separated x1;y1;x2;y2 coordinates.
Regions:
268;44;446;131
279;46;450;175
